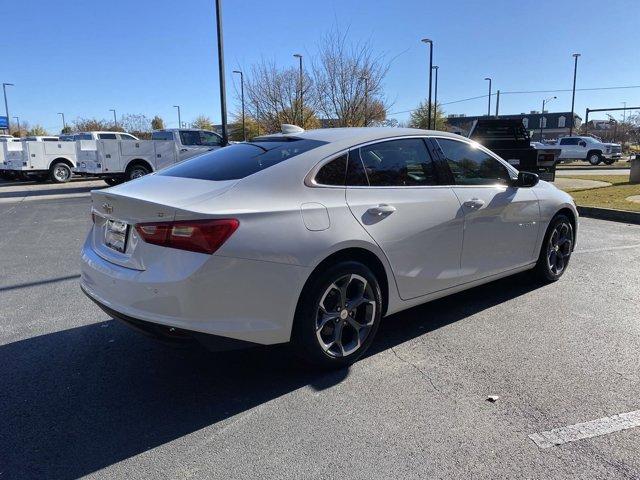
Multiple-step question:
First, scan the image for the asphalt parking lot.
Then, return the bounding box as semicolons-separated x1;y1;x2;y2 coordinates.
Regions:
1;191;640;479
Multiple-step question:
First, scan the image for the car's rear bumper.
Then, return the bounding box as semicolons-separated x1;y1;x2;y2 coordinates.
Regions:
80;234;310;345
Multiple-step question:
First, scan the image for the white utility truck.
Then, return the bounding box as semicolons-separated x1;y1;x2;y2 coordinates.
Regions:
75;128;223;185
3;136;78;183
0;136;22;180
552;136;622;165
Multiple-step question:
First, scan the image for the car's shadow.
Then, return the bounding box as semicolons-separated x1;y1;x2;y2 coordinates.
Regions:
1;272;543;479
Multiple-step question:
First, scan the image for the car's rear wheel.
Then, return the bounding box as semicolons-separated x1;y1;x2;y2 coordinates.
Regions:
126;164;150;181
534;214;574;282
292;261;382;368
49;162;72;183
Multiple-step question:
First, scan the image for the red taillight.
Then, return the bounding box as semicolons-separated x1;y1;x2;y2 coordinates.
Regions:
135;219;239;254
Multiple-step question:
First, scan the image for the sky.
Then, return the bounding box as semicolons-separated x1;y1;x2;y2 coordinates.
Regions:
2;0;639;133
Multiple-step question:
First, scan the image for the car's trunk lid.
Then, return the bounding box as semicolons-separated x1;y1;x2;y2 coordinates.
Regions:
90;175;238;270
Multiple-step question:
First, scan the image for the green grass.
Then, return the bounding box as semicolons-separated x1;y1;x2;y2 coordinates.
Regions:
559;174;640;212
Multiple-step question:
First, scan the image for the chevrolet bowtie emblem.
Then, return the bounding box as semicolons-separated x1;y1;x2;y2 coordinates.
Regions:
102;203;113;214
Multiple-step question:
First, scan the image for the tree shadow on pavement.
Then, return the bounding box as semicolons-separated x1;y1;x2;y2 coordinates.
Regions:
0;271;542;479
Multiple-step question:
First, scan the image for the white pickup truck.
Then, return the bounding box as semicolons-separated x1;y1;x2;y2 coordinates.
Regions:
3;136;79;182
75;128;223;185
552;136;622;165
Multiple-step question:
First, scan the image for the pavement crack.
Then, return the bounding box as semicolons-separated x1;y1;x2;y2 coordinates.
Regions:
390;346;441;393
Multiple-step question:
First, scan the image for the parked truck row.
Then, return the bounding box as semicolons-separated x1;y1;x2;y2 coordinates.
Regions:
0;128;223;184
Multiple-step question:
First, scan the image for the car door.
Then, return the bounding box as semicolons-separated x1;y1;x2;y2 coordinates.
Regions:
345;137;465;300
433;137;540;282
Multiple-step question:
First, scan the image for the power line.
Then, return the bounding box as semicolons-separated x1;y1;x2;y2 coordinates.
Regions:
389;84;640;116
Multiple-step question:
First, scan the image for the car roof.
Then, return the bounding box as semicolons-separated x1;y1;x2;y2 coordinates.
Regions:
256;127;463;148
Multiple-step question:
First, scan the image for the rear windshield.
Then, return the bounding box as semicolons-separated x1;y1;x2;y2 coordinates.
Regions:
159;138;327;181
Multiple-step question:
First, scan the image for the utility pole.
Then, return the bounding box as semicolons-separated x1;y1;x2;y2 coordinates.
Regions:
569;53;581;136
495;90;500;117
3;83;14;135
293;54;303;127
13;116;20;137
109;109;117;129
421;38;433;130
214;0;229;145
58;112;66;131
540;96;557;141
233;70;246;141
484;77;492;116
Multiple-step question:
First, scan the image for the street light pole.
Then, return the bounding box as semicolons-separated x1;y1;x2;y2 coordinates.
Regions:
109;109;117;129
539;96;557;141
58;112;66;131
421;39;433;130
233;70;246;141
13;116;20;137
622;101;627;124
432;65;439;129
293;54;303;127
173;105;182;128
484;77;492;116
3;83;14;135
569;53;581;136
214;0;229;145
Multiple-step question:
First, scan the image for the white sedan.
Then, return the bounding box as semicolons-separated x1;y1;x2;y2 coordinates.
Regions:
81;127;577;367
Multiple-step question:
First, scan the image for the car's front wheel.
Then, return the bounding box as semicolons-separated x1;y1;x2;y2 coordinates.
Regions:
588;152;602;165
534;214;574;282
292;261;382;368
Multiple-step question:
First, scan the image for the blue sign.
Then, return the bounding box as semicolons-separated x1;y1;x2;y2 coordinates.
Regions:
0;116;8;129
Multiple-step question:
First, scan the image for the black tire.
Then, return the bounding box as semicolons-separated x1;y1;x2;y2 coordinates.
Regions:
291;261;383;369
49;162;72;183
587;151;602;166
125;163;150;181
534;214;574;283
104;177;124;186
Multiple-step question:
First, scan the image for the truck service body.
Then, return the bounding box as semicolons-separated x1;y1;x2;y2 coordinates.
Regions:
75;129;224;184
3;136;78;183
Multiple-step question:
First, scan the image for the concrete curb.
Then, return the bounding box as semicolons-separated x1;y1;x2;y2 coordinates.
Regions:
577;206;640;225
557;166;630;171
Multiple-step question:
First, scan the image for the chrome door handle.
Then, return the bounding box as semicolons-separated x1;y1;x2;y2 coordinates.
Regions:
463;198;485;209
367;204;396;216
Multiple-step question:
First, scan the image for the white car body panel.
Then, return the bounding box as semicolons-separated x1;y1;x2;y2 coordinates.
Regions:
80;127;578;345
4;137;76;172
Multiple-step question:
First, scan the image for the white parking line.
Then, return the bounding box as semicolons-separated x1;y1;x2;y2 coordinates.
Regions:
529;410;640;448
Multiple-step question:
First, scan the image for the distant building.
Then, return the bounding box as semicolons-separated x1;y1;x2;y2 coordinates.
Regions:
446;111;582;141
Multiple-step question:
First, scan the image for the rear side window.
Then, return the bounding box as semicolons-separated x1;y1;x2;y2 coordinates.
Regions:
314;154;347;186
436;138;511;186
179;131;201;146
358;138;438;187
152;131;174;141
98;133;117;140
559;138;579;145
160;138;327;181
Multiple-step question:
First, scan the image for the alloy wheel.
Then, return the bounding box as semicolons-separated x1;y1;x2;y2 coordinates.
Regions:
547;221;573;276
315;274;376;358
130;168;147;179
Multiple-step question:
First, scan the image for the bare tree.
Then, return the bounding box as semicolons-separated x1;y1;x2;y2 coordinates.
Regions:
243;59;317;133
312;27;390;127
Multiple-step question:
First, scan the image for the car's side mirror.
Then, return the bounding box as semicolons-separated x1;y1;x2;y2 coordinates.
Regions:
512;171;539;188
